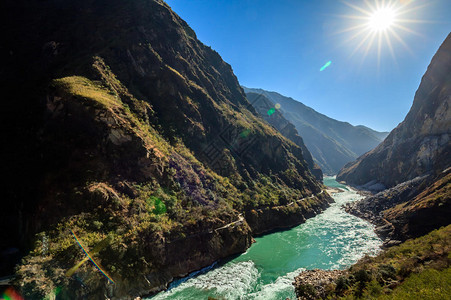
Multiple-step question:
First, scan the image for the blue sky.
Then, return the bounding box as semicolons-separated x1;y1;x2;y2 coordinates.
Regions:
166;0;451;132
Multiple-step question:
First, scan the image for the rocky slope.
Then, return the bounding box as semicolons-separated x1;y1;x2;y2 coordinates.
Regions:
1;0;332;298
337;33;451;188
246;92;323;180
293;34;451;300
293;269;346;299
243;87;388;175
345;168;451;247
336;34;451;250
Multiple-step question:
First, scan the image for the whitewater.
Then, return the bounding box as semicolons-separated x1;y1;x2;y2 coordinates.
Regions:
149;177;382;299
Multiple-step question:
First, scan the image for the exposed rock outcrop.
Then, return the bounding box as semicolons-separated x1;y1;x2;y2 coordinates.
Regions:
293;269;346;300
337;33;451;187
245;191;332;235
345;169;451;247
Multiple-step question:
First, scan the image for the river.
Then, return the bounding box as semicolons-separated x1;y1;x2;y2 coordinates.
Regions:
149;176;382;299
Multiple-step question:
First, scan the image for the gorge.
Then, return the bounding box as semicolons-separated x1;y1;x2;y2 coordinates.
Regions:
149;177;382;299
1;0;450;299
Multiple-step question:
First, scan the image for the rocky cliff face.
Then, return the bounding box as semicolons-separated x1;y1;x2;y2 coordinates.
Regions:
345;169;451;246
337;34;451;188
1;0;331;298
337;34;451;248
243;87;388;175
246;92;323;180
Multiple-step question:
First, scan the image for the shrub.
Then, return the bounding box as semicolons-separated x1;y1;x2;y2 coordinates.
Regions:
377;264;397;283
335;275;350;294
295;284;318;300
354;269;371;283
364;280;384;297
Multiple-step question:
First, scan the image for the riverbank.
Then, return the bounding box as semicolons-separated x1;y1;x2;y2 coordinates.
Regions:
148;177;382;299
293;269;346;299
293;224;451;299
342;169;451;248
293;172;451;299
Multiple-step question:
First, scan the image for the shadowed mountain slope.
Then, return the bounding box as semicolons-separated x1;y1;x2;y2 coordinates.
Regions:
1;0;332;298
246;92;323;180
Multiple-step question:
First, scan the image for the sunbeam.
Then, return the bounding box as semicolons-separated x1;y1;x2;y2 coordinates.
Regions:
339;0;429;66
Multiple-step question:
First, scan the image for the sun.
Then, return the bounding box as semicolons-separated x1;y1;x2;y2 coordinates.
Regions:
368;8;396;31
339;0;426;64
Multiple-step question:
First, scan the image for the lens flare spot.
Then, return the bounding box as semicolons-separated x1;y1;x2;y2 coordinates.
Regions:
240;129;251;138
267;108;276;116
1;287;24;300
68;230;115;284
275;103;281;110
320;61;332;71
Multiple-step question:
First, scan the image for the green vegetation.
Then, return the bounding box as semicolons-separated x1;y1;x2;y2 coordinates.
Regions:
322;225;451;299
53;76;121;109
378;268;451;299
17;57;326;298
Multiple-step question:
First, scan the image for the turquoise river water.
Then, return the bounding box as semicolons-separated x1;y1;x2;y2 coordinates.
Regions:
149;177;382;299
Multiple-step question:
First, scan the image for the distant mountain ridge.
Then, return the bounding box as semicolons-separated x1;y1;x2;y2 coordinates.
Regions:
243;87;389;174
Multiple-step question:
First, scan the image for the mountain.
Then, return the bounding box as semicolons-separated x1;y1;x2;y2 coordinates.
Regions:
337;33;451;188
243;87;389;175
246;92;323;180
1;0;332;298
338;33;451;245
293;34;451;300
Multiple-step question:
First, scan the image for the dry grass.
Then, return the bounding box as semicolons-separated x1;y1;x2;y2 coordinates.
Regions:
53;76;121;108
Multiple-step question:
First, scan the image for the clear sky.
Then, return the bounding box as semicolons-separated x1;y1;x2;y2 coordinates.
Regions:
165;0;451;132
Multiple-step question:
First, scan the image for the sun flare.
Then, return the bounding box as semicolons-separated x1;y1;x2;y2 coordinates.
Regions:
340;0;427;64
368;8;395;31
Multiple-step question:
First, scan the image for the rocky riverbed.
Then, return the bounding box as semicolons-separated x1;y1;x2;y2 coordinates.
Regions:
343;169;451;248
292;269;346;300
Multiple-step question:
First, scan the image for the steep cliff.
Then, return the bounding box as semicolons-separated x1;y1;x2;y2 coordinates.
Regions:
337;34;451;249
243;87;388;175
337;34;451;187
345;169;451;246
1;0;331;298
